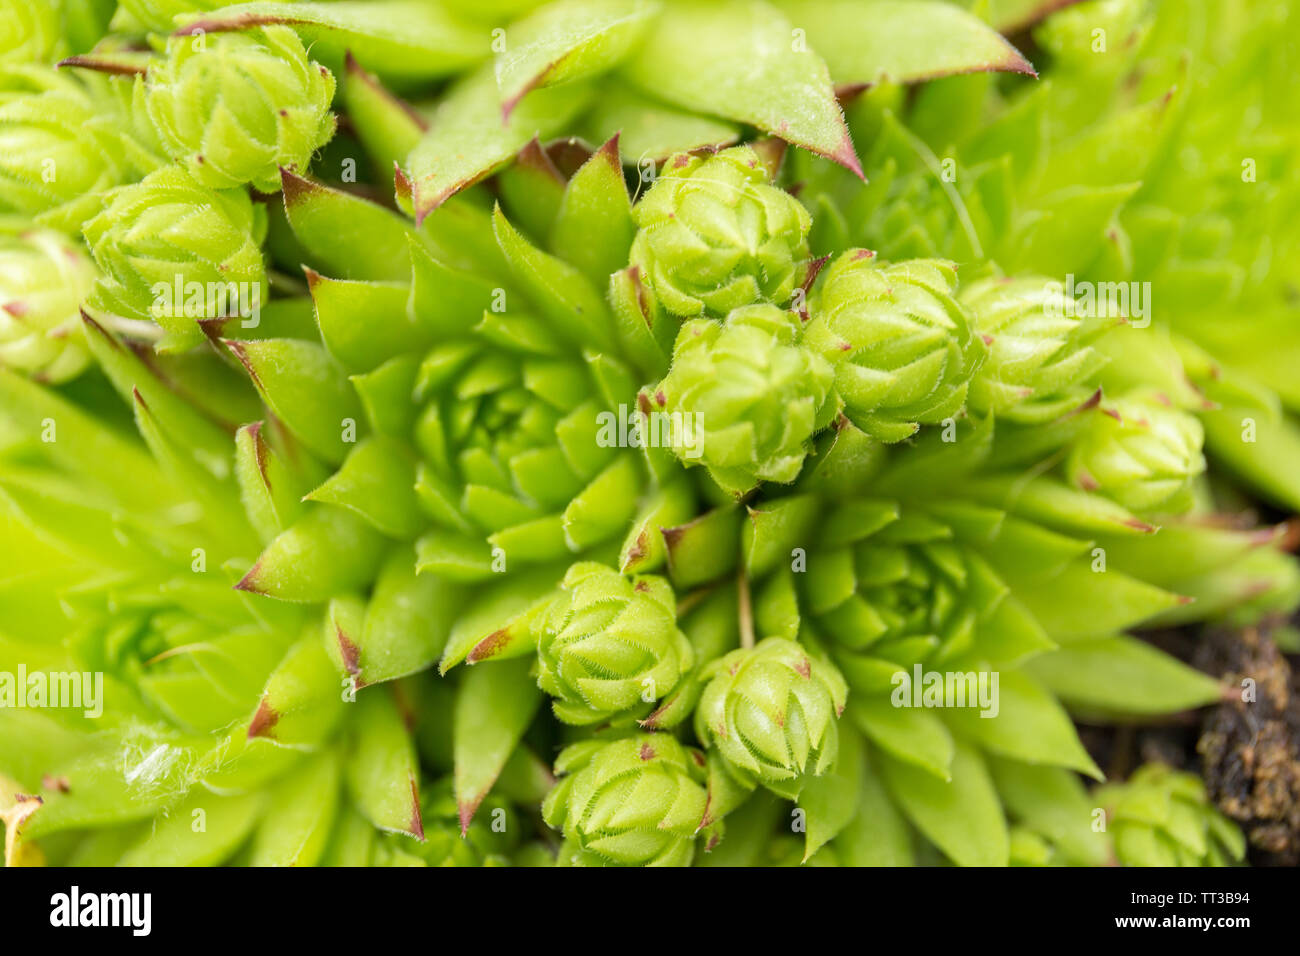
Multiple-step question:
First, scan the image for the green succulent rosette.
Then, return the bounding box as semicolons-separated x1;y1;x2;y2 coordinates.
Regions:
542;733;707;867
644;303;836;495
82;164;268;350
1095;763;1246;867
694;637;847;800
1065;391;1206;514
806;252;985;442
0;65;133;233
960;275;1111;424
0;219;96;382
649;408;1292;864
0;348;439;866
145;26;336;193
629;146;812;319
537;562;693;725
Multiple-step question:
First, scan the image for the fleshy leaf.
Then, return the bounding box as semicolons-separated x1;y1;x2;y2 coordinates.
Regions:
347;686;424;839
176;1;488;83
619;0;860;174
774;0;1035;86
408;67;593;221
879;738;1009;867
453;657;543;833
1025;636;1223;718
494;0;659;115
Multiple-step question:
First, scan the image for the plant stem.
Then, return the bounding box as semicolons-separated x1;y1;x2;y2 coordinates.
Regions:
738;568;755;650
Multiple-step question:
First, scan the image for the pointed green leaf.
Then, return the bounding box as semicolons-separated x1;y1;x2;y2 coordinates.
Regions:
453;656;543;832
347;685;424;838
620;0;860;173
880;738;1008;866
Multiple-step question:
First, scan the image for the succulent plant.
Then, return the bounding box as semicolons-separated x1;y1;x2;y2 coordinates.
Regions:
0;219;96;382
695;637;847;800
144;27;336;193
960;275;1111;424
1095;763;1246;867
536;562;694;725
0;65;133;232
629;146;812;319
82;164;268;350
0;0;1296;875
644;303;836;495
806;252;985;442
542;733;708;866
1065;391;1206;514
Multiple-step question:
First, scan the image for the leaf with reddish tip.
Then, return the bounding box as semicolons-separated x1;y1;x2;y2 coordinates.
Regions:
496;138;567;241
620;478;696;574
493;0;658;116
226;337;363;465
408;67;593;221
453;657;543;833
234;422;327;543
550;135;635;288
281;171;418;281
249;639;348;746
347;686;425;839
439;565;561;672
341;53;426;193
663;505;741;589
620;0;860;175
237;504;387;603
774;0;1035;87
175;0;488;83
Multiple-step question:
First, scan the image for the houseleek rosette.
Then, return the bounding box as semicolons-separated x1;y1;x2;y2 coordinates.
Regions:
82;164;268;351
694;638;847;800
0;65;133;233
960;275;1110;424
0;349;433;866
653;411;1288;864
542;733;708;867
644;303;836;495
537;562;693;725
805;252;985;442
1095;763;1246;867
0;220;96;382
1065;391;1206;515
227;140;680;695
630;146;812;319
144;26;336;193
